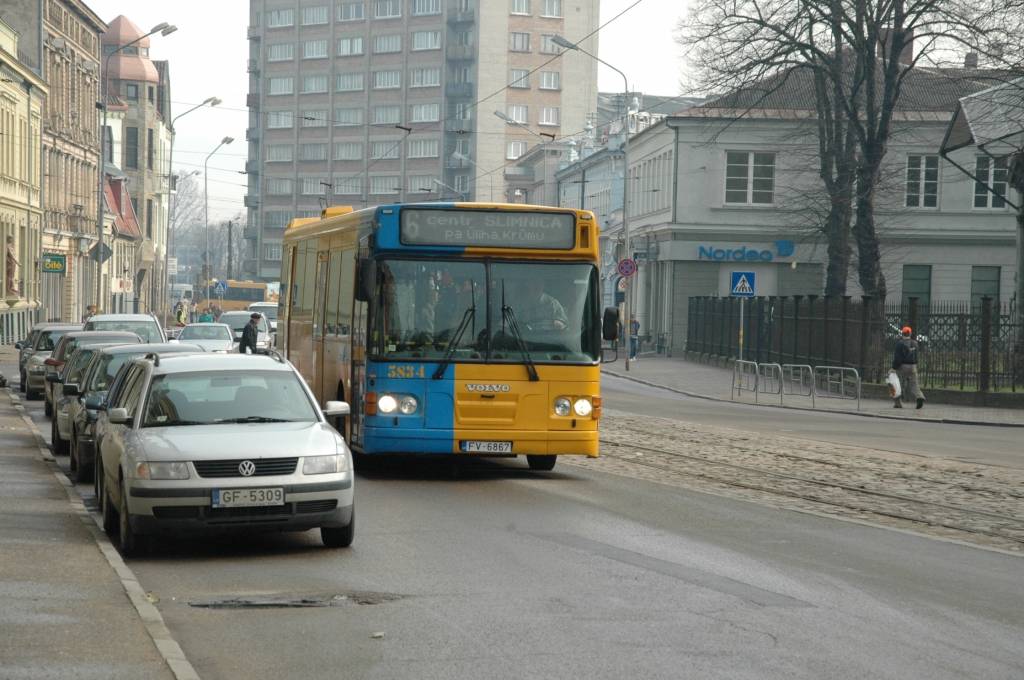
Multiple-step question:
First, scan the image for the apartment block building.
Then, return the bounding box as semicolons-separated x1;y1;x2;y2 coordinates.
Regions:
243;0;599;282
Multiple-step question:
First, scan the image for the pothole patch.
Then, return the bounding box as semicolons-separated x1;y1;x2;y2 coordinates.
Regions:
188;591;403;609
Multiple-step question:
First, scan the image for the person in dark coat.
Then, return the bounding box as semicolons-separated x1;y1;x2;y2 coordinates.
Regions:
239;313;261;354
892;325;925;409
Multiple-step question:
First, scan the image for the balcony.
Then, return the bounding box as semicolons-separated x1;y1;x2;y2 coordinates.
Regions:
245;127;259;141
445;45;474;61
445;119;472;133
246;92;260;108
247;59;259;74
504;166;534;181
446;156;470;169
243;194;259;208
247;25;261;40
245;159;260;174
243;225;259;240
445;82;473;98
447;9;474;24
242;257;258;275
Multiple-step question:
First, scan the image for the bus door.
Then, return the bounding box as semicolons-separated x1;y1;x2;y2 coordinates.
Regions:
312;250;330;405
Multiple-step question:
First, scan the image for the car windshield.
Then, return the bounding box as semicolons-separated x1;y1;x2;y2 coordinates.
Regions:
251;305;277;321
221;315;269;334
86;320;161;342
89;354;140;391
373;259;600;364
180;325;231;341
36;330;69;352
142;370;318;427
65;349;99;384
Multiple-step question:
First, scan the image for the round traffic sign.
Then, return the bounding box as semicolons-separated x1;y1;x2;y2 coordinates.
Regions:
617;258;637;277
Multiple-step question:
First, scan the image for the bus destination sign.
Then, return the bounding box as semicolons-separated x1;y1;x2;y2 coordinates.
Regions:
400;209;575;249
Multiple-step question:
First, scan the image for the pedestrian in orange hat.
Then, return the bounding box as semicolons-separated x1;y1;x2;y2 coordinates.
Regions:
892;325;925;409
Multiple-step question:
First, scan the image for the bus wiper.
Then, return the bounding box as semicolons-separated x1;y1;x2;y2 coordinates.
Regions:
432;306;475;380
501;304;540;382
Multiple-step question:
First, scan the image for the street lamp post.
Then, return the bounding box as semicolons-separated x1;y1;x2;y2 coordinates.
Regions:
204;136;234;303
451;151;493;201
162;96;220;318
95;22;176;311
552;35;633;370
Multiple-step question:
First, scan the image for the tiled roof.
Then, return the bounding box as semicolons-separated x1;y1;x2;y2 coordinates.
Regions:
104;177;142;240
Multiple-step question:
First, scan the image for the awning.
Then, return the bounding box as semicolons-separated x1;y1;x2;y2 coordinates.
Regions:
941;77;1024;155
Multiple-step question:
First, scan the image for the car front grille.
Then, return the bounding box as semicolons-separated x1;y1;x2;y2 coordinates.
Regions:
193;457;298;478
296;499;337;514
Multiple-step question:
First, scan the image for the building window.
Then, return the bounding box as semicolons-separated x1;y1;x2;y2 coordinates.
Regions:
266;178;292;195
408;175;437;193
902;154;939;208
971;266;1001;311
268;77;294;95
299;143;328;161
373;34;402;53
506;104;528;124
125;83;139;100
334;108;364;126
510;0;530;15
266;145;293;162
145;199;153;238
266;111;294;128
124;127;138;169
337;2;365;21
264;212;291;229
454;102;472;120
301;75;329;93
453;174;469;193
370;141;401;159
974;156;1008;209
374;0;401;18
539;106;560;126
369;176;401;194
372;105;401;125
539;71;560;90
301;5;328;25
510;69;530;88
407;138;439;158
901;265;931;310
265;243;282;261
412;0;441;15
334;142;363;160
507;140;527;159
539;35;562;54
267;43;294;61
724;151;775;204
337;36;363;56
336;72;364;91
509;32;530;52
453;30;472;47
334;176;362;195
146;128;155;169
410;67;441;88
266;9;294;27
410;103;440;122
302;40;328;59
373;70;401;89
301;110;328;127
147;86;155;104
301;177;327;195
412;30;441;50
541;0;562;17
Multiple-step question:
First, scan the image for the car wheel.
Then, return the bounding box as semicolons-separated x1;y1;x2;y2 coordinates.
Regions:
19;371;26;393
118;478;145;558
70;432;93;484
44;396;52;417
51;418;69;456
527;455;557;471
321;510;354;548
100;468;117;536
25;386;39;400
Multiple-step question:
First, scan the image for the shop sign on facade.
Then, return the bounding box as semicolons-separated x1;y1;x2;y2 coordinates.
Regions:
41;253;66;274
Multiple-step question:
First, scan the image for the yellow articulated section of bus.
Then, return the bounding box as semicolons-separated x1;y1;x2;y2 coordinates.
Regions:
452;364;601;457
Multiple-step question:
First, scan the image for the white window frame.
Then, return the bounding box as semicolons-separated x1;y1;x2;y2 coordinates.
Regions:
301;177;327;195
374;0;401;18
334;142;364;161
301;6;329;25
539;35;562;54
264;243;282;261
266;9;294;28
510;69;530;89
337;2;365;21
541;0;562;18
509;32;530;52
337;36;364;56
412;0;441;16
973;156;1009;210
334;176;362;195
266;177;292;195
299;143;328;161
539;71;560;90
510;0;530;15
724;151;776;205
905;154;939;209
265;144;293;162
268;77;294;96
301;111;328;127
301;75;329;94
410;67;441;88
507;140;528;160
372;105;401;125
302;40;328;60
266;111;294;129
539;106;560;126
373;70;401;89
506;104;528;124
373;34;402;54
369;175;401;194
336;72;364;92
370;140;401;160
407;138;440;158
334;108;364;126
409;103;440;123
412;30;441;51
267;43;294;62
408;175;437;193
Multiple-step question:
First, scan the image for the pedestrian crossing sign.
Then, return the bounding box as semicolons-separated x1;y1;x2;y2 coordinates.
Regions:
730;271;756;297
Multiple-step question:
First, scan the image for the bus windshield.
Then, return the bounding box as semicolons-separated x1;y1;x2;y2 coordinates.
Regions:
374;259;599;364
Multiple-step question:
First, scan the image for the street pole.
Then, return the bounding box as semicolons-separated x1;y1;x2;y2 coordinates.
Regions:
203;136;233;303
226;220;233;280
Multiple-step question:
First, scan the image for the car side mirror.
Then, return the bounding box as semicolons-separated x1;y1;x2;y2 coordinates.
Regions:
45;373;61;383
63;383;81;397
14;341;23;350
355;258;376;302
84;394;104;410
107;407;130;425
602;307;620;341
323;400;351;417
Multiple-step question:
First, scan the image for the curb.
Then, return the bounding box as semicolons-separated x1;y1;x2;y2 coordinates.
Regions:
6;389;201;680
602;369;1024;429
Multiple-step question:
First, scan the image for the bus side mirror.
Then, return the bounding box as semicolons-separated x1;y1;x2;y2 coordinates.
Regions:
356;259;376;302
602;307;620;341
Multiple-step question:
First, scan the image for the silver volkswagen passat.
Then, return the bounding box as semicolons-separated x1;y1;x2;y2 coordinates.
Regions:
96;352;353;556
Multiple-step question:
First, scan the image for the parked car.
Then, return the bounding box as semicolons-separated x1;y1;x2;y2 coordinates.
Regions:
52;343;122;456
66;342;202;484
14;326;51;393
171;323;235;353
218;311;271;353
84;313;166;343
23;324;81;401
96;353;354;556
44;331;142;418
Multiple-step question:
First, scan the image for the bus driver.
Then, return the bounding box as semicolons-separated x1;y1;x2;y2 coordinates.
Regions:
517;278;568;331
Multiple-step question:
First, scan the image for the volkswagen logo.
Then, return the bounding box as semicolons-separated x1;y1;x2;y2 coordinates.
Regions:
238;460;256;477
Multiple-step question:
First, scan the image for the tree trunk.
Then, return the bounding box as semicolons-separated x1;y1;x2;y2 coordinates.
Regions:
824;195;851;296
854;152;887;300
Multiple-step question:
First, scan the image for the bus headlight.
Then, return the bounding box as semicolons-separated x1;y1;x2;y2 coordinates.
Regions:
553;397;571;416
398;395;418;415
573;398;593;417
378;394;398;414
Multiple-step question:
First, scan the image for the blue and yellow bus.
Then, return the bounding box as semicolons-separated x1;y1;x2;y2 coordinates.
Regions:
279;202;613;471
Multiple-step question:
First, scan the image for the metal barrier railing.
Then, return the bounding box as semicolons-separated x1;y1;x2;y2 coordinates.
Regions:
757;362;783;403
731;360;759;401
813;365;861;410
782;364;815;407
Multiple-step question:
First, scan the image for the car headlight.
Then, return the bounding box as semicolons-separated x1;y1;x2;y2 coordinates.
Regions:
377;394;398;414
303;454;347;475
398;395;418;415
573;398;593;417
554;397;571;416
135;462;190;480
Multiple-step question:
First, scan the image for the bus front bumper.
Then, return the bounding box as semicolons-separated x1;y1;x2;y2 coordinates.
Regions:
361;427;599;457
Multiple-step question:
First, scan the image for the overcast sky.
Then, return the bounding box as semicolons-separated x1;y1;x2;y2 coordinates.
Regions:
84;0;687;222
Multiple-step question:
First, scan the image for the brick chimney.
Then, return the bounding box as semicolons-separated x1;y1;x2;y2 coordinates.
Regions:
964;52;979;68
878;27;914;65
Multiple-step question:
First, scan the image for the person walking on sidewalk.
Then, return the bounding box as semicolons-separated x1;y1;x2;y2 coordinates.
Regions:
629;316;640;361
892;325;925;409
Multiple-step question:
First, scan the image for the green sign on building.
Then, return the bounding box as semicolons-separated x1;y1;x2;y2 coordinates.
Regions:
41;253;67;274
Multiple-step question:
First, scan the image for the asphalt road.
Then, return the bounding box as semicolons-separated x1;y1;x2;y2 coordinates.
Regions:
9;367;1022;680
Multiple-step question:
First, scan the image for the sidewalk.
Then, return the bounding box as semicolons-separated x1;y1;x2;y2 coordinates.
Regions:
603;354;1024;427
0;349;183;678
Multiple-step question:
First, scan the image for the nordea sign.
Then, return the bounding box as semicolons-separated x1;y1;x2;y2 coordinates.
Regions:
697;240;795;263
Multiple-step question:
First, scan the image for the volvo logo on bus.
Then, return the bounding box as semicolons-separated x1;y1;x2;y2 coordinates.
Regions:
466;383;511;393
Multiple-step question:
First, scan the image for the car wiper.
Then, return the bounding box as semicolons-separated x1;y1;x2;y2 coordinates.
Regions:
214;416;295;423
432;306;475;380
142;419;208;427
500;301;539;382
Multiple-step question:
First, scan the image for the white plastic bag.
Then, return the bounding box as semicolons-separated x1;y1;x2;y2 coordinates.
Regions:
886;370;902;399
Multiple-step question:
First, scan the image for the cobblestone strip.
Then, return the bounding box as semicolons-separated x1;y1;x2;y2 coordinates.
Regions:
566;410;1024;554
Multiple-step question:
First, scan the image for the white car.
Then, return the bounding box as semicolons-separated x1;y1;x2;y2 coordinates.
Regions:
171;323;235;353
218;311;272;353
96;353;354;556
